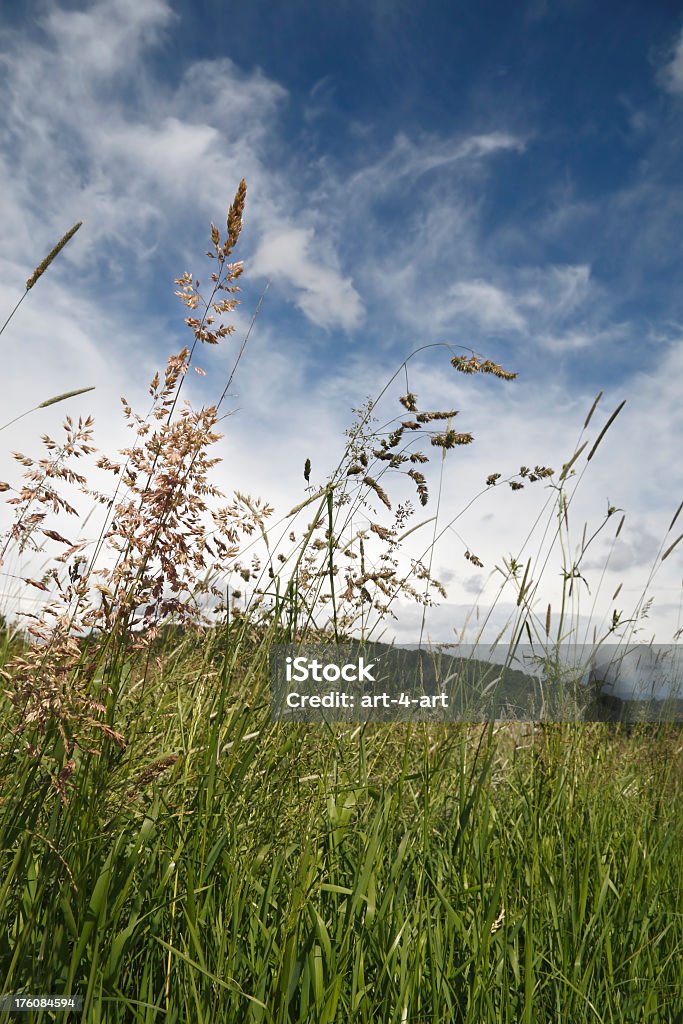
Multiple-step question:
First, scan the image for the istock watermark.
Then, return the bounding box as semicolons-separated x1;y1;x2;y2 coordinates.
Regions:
268;643;683;724
270;644;448;721
285;655;377;683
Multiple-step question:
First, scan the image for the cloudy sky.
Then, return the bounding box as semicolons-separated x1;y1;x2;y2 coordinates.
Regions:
1;0;682;649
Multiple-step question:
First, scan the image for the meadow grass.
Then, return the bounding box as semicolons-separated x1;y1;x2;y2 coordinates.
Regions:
0;185;681;1022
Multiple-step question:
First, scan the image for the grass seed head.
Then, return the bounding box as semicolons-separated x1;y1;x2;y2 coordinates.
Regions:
26;222;83;291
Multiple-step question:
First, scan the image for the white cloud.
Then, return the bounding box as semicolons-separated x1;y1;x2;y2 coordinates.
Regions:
250;226;364;330
0;0;364;332
536;323;628;352
0;8;287;273
41;0;176;76
456;132;527;159
414;264;595;339
545;264;592;310
100;118;221;189
346;129;526;198
444;280;527;332
659;26;683;96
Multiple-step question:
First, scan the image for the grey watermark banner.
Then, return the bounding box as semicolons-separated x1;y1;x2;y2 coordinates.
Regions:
269;643;683;723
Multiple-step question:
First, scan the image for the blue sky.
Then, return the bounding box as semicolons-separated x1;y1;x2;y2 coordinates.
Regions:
1;0;682;646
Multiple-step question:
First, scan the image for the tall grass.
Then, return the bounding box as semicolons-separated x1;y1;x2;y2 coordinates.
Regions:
0;185;681;1022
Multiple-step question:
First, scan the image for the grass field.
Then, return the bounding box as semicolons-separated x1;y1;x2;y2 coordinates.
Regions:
0;185;681;1022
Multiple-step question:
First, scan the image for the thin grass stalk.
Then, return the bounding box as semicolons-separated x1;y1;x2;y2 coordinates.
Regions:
327;487;339;643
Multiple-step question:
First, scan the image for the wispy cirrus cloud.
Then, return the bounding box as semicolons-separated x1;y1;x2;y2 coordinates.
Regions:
658;25;683;96
0;0;358;333
40;0;176;74
250;226;364;331
345;129;526;198
441;280;527;332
